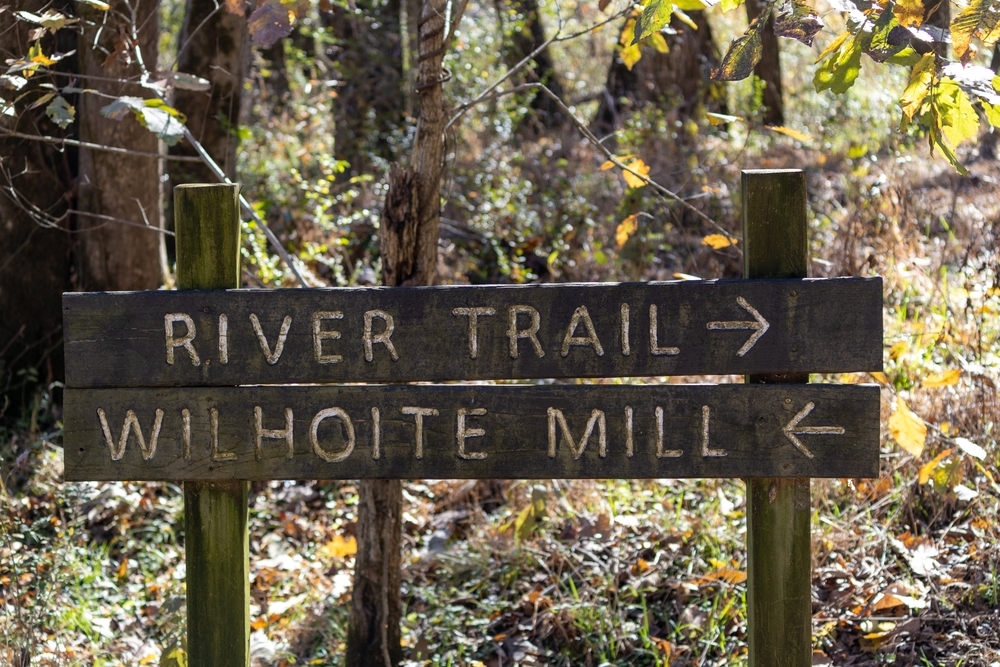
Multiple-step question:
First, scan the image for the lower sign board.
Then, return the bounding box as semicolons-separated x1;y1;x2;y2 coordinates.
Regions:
63;384;880;481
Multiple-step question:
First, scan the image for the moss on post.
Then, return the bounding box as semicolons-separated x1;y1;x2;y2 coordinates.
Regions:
175;183;250;667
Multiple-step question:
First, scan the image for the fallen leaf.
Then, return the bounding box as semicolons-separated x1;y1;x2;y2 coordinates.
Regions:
923;369;961;388
706;111;743;125
702;233;736;249
918;448;952;484
907;542;940;576
319;534;357;559
954;437;986;460
889;398;926;457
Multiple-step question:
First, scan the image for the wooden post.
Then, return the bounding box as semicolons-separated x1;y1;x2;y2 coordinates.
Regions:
743;170;812;667
175;184;250;667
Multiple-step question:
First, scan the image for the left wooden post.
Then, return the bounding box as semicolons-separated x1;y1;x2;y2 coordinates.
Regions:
174;184;250;667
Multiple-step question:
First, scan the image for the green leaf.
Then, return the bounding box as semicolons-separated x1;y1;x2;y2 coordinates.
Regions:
935;81;980;149
712;13;767;81
813;33;862;94
773;0;823;46
633;0;674;44
44;95;74;128
983;102;1000;126
899;53;935;120
720;0;744;10
160;646;188;667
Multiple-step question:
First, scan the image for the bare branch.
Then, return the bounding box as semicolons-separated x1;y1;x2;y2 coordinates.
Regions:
0;129;204;162
451;83;739;246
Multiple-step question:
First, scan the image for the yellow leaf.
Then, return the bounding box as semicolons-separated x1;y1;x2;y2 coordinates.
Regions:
889;398;927;457
888;340;908;360
600;160;616;171
894;0;924;27
869;371;889;384
918;448;952;484
702;233;736;249
900;53;936;122
815;31;849;64
706;112;743;125
923;369;961;388
766;125;812;142
622;158;650;188
616;213;640;248
319;534;357;559
648;32;670;53
619;19;643;70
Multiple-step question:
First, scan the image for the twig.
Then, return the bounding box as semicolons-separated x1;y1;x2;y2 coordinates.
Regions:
0;130;203;162
450;82;736;244
178;125;309;288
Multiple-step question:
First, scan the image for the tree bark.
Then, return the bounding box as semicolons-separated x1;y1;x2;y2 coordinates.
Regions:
746;0;783;126
499;0;566;129
0;1;73;415
593;12;725;135
76;0;163;292
168;0;250;183
346;0;451;663
327;0;409;178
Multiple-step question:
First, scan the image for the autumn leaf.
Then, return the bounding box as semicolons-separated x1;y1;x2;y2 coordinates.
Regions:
712;25;763;81
950;0;1000;63
45;95;75;128
619;19;643;70
814;33;863;94
954;437;986;460
894;0;924;27
622;158;650;188
900;53;936;121
633;0;673;45
889;398;926;457
249;0;293;47
702;233;736;249
766;125;813;142
918;448;952;484
923;369;961;388
224;0;246;15
706;112;743;125
616;213;640;247
773;0;823;46
319;534;357;559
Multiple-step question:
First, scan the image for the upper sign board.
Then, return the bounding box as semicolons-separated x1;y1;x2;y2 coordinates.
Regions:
63;277;882;388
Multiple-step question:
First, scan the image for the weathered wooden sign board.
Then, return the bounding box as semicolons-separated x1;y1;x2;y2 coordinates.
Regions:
61;384;879;481
62;277;882;387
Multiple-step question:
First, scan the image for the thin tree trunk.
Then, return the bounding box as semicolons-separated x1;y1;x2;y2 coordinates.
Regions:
76;0;162;291
746;0;783;126
499;0;566;129
346;1;452;663
593;12;725;136
168;0;250;183
0;1;73;416
328;0;408;178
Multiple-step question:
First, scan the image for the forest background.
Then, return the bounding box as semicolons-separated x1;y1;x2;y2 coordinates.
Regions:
0;0;998;664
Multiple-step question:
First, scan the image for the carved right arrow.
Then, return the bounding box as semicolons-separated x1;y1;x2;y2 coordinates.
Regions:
782;401;846;459
706;296;770;357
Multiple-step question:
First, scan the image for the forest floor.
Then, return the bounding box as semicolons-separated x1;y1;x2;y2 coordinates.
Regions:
2;144;999;667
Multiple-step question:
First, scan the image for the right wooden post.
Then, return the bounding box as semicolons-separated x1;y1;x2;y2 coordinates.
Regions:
743;169;812;667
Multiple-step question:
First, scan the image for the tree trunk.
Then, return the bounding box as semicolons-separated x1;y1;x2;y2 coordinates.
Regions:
593;12;725;135
499;0;565;129
168;0;249;183
746;0;783;126
346;0;451;663
76;0;163;292
0;1;74;417
327;0;409;178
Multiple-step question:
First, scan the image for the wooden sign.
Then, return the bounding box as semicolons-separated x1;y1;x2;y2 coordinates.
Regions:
62;277;882;388
62;383;879;481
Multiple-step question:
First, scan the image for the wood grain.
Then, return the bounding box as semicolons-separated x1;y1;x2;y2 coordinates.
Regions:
63;277;882;388
63;383;880;481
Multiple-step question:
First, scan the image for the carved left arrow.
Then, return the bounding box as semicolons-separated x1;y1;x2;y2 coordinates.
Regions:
706;296;770;357
782;401;845;459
